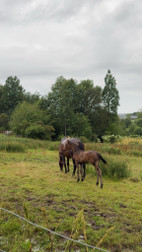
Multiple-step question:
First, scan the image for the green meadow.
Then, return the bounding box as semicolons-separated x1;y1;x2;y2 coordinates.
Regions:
0;135;142;251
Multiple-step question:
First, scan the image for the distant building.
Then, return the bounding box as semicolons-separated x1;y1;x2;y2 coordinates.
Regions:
130;115;137;120
119;113;137;120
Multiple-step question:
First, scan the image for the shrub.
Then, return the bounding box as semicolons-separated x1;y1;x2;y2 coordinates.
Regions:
25;125;47;139
101;159;130;179
86;157;131;179
103;135;121;144
10;101;55;139
79;136;89;143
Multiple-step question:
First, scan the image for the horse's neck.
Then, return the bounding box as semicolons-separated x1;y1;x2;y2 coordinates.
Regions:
70;143;81;154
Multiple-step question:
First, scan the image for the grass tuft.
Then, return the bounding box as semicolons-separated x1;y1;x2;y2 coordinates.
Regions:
101;159;131;179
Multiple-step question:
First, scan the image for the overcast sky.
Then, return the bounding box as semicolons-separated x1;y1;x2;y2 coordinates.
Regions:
0;0;142;114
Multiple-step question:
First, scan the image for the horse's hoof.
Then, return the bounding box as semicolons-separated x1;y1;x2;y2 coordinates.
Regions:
96;182;99;186
65;171;67;174
77;179;80;182
101;184;103;189
81;178;84;182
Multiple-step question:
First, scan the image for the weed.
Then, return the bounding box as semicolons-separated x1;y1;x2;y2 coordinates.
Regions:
65;209;88;252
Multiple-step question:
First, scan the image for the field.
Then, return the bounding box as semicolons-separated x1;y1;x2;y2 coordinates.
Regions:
0;135;142;252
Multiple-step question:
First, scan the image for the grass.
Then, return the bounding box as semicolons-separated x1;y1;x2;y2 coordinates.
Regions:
0;136;142;251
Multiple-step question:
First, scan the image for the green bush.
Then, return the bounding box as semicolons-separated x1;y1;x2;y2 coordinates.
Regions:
101;159;130;179
86;158;130;179
25;125;47;139
103;135;121;143
79;136;89;143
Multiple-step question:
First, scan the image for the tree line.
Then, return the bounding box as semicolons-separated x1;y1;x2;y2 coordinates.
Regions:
0;70;140;141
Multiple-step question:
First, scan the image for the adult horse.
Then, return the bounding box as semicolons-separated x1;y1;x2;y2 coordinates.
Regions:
65;140;107;188
59;137;86;178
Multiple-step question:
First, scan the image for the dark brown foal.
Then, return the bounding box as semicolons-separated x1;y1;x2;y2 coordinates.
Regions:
65;140;107;188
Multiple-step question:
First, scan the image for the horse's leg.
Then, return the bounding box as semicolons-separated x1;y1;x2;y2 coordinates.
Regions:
80;164;84;181
76;162;80;182
83;163;86;179
63;156;67;173
72;158;76;176
94;161;103;188
59;156;63;171
67;157;69;172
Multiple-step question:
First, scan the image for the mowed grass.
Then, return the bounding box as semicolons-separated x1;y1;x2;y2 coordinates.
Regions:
0;136;142;251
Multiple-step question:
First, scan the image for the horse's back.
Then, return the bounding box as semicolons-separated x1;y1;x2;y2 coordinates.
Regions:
69;138;85;150
74;150;98;163
59;137;84;156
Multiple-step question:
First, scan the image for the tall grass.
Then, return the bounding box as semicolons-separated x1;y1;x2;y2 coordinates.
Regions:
1;135;142;159
0;135;59;152
0;142;25;152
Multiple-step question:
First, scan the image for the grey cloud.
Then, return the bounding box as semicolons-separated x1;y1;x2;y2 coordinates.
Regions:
0;0;142;113
0;0;93;24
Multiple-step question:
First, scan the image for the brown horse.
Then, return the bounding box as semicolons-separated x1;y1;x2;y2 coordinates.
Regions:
59;137;86;177
65;140;107;188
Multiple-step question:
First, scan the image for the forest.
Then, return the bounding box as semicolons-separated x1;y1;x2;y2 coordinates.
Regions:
0;70;142;141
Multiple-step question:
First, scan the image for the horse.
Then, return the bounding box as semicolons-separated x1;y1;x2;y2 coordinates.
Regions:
59;137;86;178
65;140;107;188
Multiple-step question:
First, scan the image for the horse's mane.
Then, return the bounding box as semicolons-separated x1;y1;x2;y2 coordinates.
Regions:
78;141;84;150
67;138;84;150
68;140;81;151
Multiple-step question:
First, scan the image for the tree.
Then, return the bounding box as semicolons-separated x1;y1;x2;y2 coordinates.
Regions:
76;80;102;115
10;101;54;139
44;76;78;137
102;70;119;115
134;126;142;136
24;92;40;104
41;77;104;138
72;113;92;139
0;76;25;115
0;113;9;131
136;118;142;127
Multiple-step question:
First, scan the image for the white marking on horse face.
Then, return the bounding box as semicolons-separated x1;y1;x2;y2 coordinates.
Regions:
62;139;67;146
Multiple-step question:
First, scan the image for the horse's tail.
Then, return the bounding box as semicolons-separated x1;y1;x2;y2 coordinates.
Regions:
97;153;107;164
